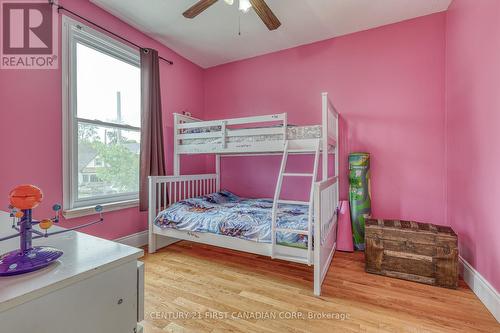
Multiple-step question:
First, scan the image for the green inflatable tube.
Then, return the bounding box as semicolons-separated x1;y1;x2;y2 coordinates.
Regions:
349;153;371;251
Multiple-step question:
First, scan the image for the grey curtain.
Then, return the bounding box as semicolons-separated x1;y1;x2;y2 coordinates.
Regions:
139;48;166;211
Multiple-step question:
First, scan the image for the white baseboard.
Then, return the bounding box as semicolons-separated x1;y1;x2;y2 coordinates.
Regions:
460;256;499;323
114;230;179;250
114;230;148;248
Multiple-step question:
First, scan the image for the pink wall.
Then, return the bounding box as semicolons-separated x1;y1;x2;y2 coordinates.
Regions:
205;13;447;226
445;0;500;291
0;0;496;293
0;0;205;240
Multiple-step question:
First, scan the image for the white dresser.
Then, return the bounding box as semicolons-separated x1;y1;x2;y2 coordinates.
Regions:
0;212;144;333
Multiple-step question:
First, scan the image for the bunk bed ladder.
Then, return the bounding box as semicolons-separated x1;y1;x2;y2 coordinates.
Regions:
271;140;321;265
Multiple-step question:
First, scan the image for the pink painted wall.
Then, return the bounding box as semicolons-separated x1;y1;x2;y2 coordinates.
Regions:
445;0;500;291
204;13;447;226
0;0;496;293
0;0;205;240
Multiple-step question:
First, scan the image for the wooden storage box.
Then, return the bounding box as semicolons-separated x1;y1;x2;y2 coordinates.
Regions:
365;219;458;289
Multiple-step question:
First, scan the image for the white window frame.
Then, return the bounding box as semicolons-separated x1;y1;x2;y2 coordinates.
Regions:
62;16;141;218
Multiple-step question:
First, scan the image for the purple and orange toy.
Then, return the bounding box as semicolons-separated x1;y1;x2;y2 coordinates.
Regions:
0;185;103;276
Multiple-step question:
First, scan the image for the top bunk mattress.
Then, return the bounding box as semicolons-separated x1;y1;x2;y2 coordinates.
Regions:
180;125;322;146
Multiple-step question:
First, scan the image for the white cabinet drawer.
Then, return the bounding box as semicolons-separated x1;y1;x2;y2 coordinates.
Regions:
0;260;138;333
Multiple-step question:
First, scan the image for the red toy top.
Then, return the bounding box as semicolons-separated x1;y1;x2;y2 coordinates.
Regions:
9;184;43;210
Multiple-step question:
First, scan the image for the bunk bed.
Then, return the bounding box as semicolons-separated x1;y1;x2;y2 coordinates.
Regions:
148;92;340;296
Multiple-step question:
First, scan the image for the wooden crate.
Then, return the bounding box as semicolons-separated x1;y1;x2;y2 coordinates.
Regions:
365;219;458;289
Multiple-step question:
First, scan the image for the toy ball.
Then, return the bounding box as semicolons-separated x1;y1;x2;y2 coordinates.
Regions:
39;219;53;230
9;185;43;210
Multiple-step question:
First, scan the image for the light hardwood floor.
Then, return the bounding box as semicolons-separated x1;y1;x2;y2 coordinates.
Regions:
141;241;499;333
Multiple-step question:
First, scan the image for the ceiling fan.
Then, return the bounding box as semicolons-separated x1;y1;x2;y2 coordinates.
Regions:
183;0;281;31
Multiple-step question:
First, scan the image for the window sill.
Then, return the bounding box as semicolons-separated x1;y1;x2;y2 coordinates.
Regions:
63;199;139;219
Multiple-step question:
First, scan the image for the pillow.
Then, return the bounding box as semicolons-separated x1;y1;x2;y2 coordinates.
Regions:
203;190;240;204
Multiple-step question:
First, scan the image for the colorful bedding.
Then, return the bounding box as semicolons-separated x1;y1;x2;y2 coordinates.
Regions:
154;191;310;249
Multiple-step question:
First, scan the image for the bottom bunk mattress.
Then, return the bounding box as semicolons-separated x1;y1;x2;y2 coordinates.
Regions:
154;190;309;249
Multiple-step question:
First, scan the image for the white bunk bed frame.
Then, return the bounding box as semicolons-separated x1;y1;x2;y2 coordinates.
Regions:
148;92;340;296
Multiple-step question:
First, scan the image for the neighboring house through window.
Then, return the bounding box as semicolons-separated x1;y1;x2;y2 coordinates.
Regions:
62;16;141;216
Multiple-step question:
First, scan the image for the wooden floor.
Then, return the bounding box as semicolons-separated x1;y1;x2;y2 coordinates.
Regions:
141;241;499;333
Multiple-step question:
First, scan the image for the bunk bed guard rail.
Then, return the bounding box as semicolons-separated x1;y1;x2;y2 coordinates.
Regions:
313;175;339;295
173;113;288;157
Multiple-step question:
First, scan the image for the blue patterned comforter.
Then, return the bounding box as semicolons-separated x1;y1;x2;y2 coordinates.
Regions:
154;190;309;249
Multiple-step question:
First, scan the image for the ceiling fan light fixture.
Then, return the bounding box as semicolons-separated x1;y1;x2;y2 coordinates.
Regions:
239;0;252;12
183;0;280;31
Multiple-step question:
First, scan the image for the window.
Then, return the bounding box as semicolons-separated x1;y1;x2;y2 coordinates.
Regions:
62;17;141;216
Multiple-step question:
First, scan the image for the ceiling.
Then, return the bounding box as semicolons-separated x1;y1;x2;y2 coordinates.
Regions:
90;0;452;68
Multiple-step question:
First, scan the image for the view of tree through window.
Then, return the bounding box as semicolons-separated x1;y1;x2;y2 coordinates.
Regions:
76;42;140;201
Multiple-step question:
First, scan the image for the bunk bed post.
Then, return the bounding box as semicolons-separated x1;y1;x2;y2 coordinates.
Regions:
173;114;180;176
148;176;157;254
221;121;227;149
313;181;321;296
215;155;221;191
335;112;339;184
282;113;288;143
321;92;329;181
173;155;180;176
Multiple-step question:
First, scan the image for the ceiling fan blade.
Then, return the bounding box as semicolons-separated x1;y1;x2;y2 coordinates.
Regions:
183;0;218;19
249;0;281;30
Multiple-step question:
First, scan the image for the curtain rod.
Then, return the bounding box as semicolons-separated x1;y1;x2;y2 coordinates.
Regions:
48;0;174;65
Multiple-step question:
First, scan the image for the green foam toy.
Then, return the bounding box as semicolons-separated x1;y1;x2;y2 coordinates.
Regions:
349;153;371;251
